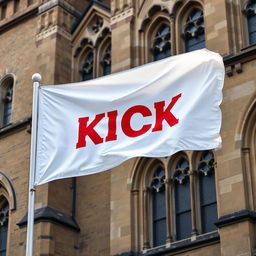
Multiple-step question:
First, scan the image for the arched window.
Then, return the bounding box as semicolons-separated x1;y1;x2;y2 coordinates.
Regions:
131;151;219;251
197;151;218;233
173;157;192;240
0;197;9;256
152;23;171;61
81;50;94;81
150;167;166;247
184;8;205;52
101;44;111;76
245;0;256;45
0;76;14;127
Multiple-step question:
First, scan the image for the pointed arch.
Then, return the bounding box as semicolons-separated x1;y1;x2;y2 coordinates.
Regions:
0;172;16;211
174;0;205;53
241;97;256;210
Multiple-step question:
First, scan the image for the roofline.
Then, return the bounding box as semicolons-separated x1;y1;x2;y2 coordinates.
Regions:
71;0;110;34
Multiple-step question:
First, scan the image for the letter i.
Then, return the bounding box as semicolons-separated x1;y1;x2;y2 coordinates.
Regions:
105;110;118;142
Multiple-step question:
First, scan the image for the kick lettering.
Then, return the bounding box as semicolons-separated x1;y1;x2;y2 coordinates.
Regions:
76;93;182;149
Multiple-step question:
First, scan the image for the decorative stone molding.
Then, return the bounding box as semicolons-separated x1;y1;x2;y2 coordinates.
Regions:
215;209;256;228
112;0;133;15
0;171;17;211
111;7;134;25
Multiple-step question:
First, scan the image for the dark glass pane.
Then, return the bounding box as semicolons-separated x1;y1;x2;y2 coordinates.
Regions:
248;14;256;44
3;101;12;126
185;34;205;52
2;85;13;126
0;226;7;249
201;203;218;233
176;211;192;240
152;187;166;246
198;151;218;233
175;178;191;213
0;201;8;254
152;188;166;220
153;218;166;247
151;167;166;247
175;178;192;240
199;172;217;205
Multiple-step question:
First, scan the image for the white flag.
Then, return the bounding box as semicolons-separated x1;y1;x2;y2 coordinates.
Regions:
34;49;224;185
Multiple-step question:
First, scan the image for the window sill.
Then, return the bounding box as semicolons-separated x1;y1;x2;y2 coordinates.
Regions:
143;231;219;256
0;116;31;137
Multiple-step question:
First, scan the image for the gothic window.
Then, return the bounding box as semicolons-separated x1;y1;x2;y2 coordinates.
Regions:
150;167;166;247
245;0;256;45
0;76;14;127
101;44;111;76
132;150;218;251
184;9;205;52
173;157;192;240
152;23;171;61
198;151;218;233
81;51;94;81
0;198;9;256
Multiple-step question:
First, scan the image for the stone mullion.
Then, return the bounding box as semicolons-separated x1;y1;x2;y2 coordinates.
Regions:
165;178;173;244
170;14;176;55
142;189;150;249
242;147;254;210
131;190;140;251
93;46;97;79
189;170;198;236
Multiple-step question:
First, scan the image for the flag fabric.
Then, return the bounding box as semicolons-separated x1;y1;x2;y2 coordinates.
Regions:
34;49;224;185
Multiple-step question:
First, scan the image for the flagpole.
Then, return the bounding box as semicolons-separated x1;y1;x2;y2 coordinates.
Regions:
25;73;41;256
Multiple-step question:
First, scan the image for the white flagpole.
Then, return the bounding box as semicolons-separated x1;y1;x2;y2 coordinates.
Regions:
25;73;41;256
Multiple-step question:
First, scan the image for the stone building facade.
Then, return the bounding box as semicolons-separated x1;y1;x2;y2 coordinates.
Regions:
0;0;256;255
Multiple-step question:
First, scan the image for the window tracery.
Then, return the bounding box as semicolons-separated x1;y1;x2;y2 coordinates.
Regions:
81;51;94;81
184;8;205;52
101;44;111;76
0;76;14;127
152;23;171;61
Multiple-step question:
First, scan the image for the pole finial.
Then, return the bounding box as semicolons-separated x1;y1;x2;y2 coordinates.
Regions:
32;73;42;83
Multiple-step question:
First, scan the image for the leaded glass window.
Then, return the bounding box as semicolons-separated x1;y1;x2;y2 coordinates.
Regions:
151;167;166;247
101;45;111;76
174;158;192;240
245;0;256;45
0;200;9;256
152;24;171;61
198;151;218;233
81;51;94;81
1;76;13;127
184;9;205;52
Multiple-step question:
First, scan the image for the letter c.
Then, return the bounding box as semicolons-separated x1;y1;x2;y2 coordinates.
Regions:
121;105;152;137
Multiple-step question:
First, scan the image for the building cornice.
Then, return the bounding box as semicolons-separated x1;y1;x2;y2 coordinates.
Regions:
17;206;80;232
223;45;256;76
215;209;256;228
